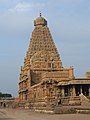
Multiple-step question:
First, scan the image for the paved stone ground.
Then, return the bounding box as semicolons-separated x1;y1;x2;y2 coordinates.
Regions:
0;109;14;120
0;108;90;120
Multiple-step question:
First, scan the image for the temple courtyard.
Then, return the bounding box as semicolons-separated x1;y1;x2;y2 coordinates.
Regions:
0;108;90;120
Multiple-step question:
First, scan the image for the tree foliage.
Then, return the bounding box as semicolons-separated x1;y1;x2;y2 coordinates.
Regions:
0;92;12;97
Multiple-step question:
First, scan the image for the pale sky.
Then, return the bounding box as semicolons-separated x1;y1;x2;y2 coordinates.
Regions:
0;0;90;96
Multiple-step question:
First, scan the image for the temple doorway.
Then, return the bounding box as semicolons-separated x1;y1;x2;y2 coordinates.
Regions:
82;85;89;96
75;85;80;96
64;86;68;96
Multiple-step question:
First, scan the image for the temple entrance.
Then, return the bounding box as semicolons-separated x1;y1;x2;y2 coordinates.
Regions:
82;85;89;96
64;86;68;96
0;102;6;108
75;85;89;96
3;103;6;108
58;99;61;105
75;85;80;96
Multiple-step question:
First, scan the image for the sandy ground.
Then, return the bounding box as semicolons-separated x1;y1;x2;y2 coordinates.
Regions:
0;108;90;120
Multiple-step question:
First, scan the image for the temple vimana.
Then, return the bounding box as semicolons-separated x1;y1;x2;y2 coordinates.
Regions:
19;14;90;108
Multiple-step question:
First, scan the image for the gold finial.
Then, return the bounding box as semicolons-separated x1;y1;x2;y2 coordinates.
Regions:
40;12;42;17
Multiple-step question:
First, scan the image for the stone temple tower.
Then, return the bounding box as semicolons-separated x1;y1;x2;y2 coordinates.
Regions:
19;14;74;103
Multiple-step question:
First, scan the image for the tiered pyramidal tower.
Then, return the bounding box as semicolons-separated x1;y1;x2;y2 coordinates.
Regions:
19;14;74;102
24;13;62;71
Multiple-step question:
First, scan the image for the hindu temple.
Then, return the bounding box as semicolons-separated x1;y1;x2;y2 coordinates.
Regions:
19;14;90;108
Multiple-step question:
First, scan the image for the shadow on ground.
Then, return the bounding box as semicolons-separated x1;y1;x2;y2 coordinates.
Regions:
0;118;14;120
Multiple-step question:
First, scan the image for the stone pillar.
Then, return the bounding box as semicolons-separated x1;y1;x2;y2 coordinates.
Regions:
62;87;64;97
72;85;76;96
19;93;22;101
23;93;26;100
80;85;82;94
20;93;23;101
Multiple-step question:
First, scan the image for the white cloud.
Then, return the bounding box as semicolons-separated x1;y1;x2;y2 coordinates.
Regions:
8;2;45;12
